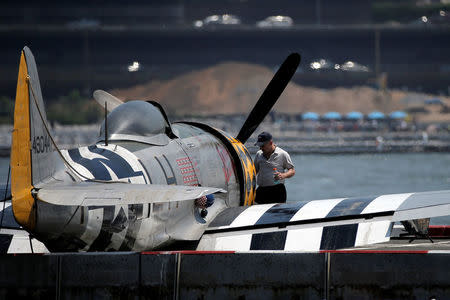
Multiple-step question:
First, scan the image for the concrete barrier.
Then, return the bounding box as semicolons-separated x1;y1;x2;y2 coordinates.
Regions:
179;253;325;299
56;252;140;299
141;253;176;299
329;253;450;299
0;254;57;298
0;252;450;299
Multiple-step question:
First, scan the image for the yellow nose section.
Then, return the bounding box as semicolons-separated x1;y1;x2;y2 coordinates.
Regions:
11;51;35;230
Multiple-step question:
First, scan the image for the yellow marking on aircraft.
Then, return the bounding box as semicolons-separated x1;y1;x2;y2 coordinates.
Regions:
235;141;256;206
223;135;256;206
11;51;35;230
244;154;256;205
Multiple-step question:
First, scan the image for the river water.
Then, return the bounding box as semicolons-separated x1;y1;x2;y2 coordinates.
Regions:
286;153;450;201
2;153;450;224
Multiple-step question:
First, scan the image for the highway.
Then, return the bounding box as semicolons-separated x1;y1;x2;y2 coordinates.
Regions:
0;24;449;98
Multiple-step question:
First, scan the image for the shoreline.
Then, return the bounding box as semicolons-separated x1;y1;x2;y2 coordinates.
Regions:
1;139;450;157
1;124;450;157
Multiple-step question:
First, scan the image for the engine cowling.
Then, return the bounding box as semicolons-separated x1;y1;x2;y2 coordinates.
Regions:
180;122;256;206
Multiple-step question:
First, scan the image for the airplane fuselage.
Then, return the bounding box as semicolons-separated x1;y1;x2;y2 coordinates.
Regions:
10;47;297;253
33;122;255;251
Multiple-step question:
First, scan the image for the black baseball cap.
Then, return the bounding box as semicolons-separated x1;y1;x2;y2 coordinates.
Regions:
255;131;272;146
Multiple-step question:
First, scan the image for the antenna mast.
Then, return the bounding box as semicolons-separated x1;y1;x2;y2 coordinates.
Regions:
104;101;108;146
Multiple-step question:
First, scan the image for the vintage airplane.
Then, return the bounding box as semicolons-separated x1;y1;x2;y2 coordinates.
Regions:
1;46;450;254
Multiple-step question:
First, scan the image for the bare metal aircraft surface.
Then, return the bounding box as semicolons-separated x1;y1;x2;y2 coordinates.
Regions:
1;47;450;253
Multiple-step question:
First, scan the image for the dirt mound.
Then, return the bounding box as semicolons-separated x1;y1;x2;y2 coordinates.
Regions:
110;62;450;120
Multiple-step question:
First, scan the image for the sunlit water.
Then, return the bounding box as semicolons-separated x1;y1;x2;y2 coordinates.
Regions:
286;153;450;201
2;153;450;224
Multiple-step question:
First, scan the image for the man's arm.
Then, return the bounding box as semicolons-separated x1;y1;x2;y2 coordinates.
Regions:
280;150;295;179
254;153;260;174
274;167;295;180
280;167;295;179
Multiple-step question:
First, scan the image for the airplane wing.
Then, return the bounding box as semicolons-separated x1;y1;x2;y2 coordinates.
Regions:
37;182;226;206
198;190;450;251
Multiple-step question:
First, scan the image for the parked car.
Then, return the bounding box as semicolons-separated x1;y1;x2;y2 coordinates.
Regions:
256;16;293;28
66;18;100;29
309;59;339;71
193;14;241;28
340;61;370;72
409;11;449;26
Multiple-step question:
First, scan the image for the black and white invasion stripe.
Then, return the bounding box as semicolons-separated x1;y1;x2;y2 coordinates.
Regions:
198;192;428;251
0;201;49;253
78;203;146;251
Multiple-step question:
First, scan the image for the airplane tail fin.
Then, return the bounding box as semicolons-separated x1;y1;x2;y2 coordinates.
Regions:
11;46;62;230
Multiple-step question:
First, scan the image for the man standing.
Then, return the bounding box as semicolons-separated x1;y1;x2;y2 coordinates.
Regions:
254;132;295;204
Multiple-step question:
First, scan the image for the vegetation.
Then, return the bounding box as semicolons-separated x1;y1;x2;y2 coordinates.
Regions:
0;97;14;124
0;90;102;125
46;90;102;124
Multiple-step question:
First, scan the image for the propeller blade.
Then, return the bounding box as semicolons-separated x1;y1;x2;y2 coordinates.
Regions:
93;90;124;112
236;53;301;144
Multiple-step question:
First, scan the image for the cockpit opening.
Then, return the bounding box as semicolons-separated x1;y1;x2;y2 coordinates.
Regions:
98;100;175;145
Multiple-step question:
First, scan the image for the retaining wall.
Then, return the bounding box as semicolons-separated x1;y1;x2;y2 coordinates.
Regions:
0;251;449;299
